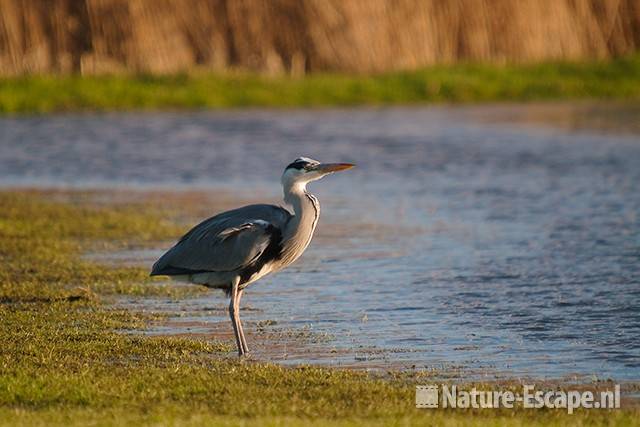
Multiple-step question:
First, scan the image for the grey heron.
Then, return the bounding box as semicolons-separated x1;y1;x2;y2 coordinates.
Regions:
150;157;354;356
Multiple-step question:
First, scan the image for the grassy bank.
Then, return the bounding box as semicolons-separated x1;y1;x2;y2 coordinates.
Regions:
1;56;640;114
0;189;638;426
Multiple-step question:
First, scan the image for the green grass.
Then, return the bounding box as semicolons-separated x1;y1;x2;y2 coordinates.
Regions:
0;190;637;426
1;55;640;113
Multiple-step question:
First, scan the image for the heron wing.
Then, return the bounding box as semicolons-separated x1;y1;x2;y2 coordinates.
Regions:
151;204;291;276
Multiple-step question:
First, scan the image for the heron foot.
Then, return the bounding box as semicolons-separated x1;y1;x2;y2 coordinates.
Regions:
237;349;251;358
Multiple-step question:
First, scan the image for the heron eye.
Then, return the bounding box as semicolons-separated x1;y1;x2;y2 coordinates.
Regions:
304;162;320;171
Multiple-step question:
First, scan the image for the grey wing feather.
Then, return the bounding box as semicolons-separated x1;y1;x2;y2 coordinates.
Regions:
151;204;291;276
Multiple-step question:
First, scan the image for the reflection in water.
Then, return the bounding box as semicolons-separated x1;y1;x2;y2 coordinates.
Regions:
1;103;639;379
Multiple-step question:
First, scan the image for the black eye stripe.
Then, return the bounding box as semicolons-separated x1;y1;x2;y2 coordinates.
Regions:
286;160;310;170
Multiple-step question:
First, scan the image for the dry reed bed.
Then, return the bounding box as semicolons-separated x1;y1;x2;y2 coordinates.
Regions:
0;0;639;75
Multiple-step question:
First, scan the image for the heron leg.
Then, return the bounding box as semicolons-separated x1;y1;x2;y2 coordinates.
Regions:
228;278;245;356
235;289;249;354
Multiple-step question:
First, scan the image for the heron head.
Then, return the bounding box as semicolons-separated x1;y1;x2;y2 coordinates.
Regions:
281;157;354;188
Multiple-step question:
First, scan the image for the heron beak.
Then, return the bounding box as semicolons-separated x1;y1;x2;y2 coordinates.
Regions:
315;163;355;174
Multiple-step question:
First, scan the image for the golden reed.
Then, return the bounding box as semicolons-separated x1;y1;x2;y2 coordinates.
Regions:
1;0;638;75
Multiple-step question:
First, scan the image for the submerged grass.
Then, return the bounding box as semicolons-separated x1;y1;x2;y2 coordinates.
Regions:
0;190;194;301
0;189;637;426
1;55;640;113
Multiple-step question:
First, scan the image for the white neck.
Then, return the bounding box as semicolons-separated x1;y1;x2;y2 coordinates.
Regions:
280;180;320;264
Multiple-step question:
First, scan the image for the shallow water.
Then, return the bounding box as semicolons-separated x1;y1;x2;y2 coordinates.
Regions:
1;103;639;379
